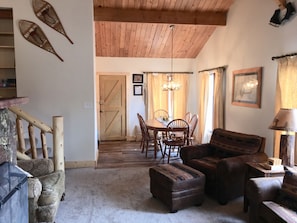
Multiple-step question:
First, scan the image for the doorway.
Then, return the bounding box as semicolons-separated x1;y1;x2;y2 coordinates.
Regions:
96;73;127;141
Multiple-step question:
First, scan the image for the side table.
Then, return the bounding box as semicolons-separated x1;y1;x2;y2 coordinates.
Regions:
243;162;285;212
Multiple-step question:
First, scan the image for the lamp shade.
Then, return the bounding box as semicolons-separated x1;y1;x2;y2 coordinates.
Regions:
269;108;297;132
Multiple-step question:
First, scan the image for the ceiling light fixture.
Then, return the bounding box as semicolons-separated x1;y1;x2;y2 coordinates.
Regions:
162;24;180;91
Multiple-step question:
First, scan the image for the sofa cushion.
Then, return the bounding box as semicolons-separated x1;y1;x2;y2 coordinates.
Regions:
210;128;265;156
187;157;219;195
187;157;218;179
38;171;65;206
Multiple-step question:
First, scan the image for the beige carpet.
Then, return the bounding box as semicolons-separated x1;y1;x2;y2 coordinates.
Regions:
56;166;248;223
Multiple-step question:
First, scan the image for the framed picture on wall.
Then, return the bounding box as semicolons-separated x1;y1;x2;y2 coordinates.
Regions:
132;74;143;83
232;67;262;108
133;85;143;96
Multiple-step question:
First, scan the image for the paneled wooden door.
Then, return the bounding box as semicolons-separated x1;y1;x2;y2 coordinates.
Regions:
97;74;126;141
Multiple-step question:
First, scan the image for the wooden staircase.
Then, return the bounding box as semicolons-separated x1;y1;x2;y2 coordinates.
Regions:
9;106;64;171
0;97;64;172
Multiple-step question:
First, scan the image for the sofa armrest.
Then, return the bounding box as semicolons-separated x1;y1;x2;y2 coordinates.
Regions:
217;153;268;175
17;159;54;177
246;176;283;223
38;170;65;198
180;143;213;164
220;152;268;167
215;153;268;204
216;153;268;181
27;177;42;199
247;177;283;204
36;170;65;222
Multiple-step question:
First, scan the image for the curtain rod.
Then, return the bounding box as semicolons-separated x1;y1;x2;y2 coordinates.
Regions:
143;71;193;74
198;65;227;73
272;52;297;60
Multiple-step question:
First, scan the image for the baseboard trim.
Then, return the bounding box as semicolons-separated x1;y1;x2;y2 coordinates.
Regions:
126;136;136;141
127;135;142;142
65;160;96;169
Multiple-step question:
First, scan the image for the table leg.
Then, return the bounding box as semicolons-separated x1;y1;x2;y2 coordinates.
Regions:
154;130;158;158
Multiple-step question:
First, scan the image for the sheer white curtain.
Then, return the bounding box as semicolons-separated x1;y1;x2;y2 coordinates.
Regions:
147;73;189;120
273;56;297;163
198;71;211;143
172;73;189;119
147;73;168;120
198;68;225;143
213;68;225;128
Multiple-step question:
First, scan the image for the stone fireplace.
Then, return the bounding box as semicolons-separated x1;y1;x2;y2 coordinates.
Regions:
0;97;29;164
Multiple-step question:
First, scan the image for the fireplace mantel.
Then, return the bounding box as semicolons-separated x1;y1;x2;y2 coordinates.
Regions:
0;97;29;109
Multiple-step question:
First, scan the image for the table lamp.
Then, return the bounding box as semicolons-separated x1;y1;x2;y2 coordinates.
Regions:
269;108;297;166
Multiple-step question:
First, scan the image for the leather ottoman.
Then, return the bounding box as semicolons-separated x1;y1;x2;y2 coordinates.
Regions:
149;162;205;212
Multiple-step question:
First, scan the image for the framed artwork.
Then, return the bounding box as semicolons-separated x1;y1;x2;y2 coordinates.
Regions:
232;67;262;108
132;74;143;83
133;85;143;96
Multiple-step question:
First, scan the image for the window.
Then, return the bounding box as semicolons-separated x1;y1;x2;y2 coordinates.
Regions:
146;73;189;120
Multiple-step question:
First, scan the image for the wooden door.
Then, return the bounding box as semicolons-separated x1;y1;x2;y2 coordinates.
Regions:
98;75;126;141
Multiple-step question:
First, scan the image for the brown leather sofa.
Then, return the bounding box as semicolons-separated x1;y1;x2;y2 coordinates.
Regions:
246;171;297;223
180;128;267;205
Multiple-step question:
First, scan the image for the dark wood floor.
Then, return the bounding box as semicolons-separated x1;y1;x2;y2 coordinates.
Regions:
96;140;182;169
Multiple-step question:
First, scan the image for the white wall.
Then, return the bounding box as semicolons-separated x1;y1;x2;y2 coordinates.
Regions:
195;0;297;157
1;0;97;163
96;57;196;138
4;0;295;163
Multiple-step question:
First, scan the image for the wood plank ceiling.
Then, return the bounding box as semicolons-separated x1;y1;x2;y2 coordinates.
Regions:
94;0;234;58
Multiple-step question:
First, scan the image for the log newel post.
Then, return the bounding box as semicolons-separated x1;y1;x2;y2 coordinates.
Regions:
16;117;25;153
53;116;64;172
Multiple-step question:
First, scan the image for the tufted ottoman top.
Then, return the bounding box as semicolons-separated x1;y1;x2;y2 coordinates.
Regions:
149;162;205;192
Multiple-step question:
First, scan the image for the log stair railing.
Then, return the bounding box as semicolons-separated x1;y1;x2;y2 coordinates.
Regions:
8;106;64;172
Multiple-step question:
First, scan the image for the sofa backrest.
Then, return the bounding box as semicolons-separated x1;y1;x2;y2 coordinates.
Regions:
210;128;266;156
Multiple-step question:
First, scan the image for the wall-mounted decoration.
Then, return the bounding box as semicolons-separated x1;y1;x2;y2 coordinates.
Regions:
232;67;262;108
270;0;296;27
19;20;63;62
132;74;143;83
133;85;143;96
32;0;73;44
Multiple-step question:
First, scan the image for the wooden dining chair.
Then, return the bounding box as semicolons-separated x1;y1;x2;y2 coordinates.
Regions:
154;109;169;121
162;119;189;163
185;112;192;123
137;113;162;157
188;114;199;145
153;109;169;142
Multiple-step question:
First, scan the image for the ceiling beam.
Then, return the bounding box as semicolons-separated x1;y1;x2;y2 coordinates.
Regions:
94;8;227;26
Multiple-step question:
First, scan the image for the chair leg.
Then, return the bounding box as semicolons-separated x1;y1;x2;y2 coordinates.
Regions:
177;146;182;157
145;140;148;158
167;146;171;163
140;139;144;152
162;144;168;159
158;140;164;157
